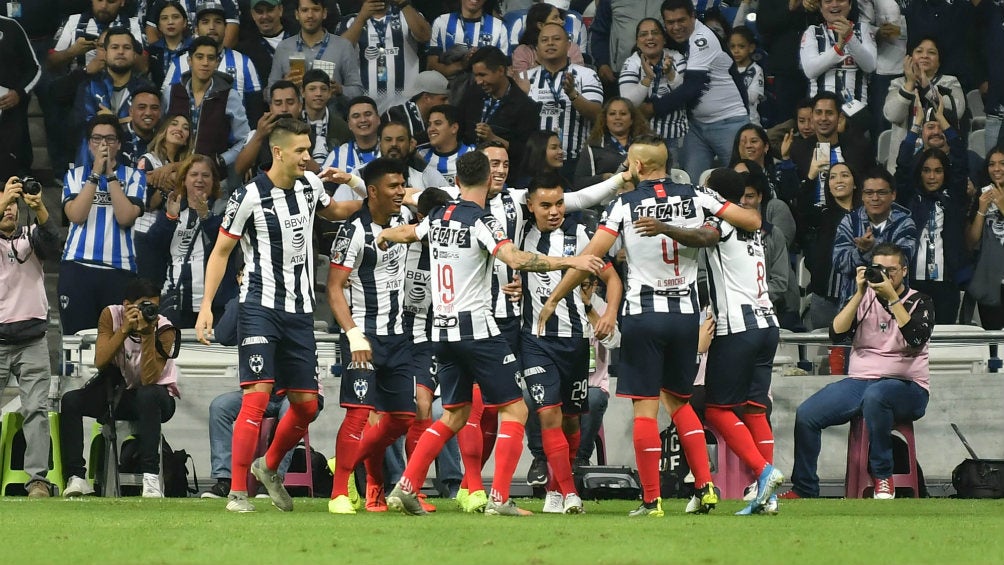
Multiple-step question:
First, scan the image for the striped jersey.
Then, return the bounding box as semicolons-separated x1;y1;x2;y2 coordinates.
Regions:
414;200;511;341
220;171;332;314
343;7;421;111
429;12;509;55
619;50;688;139
161;47;261;97
381;100;426;143
144;0;241;32
416;142;476;186
522;220;594;338
61;164;147;272
52;12;144;69
506;12;586;55
402;241;432;343
323;140;380;181
162;206;209;311
737;62;765;126
800;22;877;102
598;178;730;316
329;203;413;336
525;63;603;160
703;216;778;335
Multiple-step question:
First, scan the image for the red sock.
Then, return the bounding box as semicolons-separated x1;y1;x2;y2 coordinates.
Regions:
632;417;662;503
565;428;581;470
356;415;414;466
399;420;454;494
672;404;713;488
231;391;268;492
480;407;499;465
489;420;525;503
265;398;317;470
705;406;768;474
406;418;431;460
458;393;485;492
364;448;385;491
332;408;368;498
542;427;576;495
741;411;774;464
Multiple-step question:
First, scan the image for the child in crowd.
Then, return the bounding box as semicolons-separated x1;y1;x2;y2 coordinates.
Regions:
729;26;764;126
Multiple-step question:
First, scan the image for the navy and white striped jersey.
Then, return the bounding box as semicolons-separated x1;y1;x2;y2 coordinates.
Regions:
162;206;209;310
737;62;765;125
506;12;586;55
61;164;147;272
619;51;689;140
416;142;476;186
414;200;511;341
220;171;332;314
322;140;380;184
161;48;261;97
598;179;730;316
144;0;241;33
429;12;509;55
703;217;778;335
329;203;413;336
522;220;595;338
402;241;432;343
52;12;144;69
343;7;422;112
800;22;877;102
525;63;603;160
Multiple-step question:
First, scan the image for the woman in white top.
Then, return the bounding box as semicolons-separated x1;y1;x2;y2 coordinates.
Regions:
799;0;877;103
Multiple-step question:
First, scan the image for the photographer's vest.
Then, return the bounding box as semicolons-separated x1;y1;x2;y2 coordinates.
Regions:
108;305;180;397
847;288;930;391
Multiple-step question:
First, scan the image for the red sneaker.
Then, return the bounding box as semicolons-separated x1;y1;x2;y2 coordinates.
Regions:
873;477;895;499
417;493;437;513
366;484;388;512
777;490;801;500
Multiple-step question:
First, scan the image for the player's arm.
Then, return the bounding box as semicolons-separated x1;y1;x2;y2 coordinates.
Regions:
634;217;721;247
592;262;622;339
494;241;604;274
195;233;240;344
537;229;618;335
716;203;761;232
376;224;419;247
318;198;365;221
326;262;372;363
564;170;628;211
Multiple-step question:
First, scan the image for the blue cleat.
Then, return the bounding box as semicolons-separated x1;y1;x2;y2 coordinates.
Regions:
754;464;784;509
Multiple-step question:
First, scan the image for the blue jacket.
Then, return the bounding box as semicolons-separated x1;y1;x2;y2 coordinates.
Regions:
832;204;918;304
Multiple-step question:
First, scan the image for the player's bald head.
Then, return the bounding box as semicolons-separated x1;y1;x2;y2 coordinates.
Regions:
628;135;669;170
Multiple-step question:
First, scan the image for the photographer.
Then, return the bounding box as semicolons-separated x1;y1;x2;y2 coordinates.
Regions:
0;176;59;498
785;243;933;500
60;278;181;498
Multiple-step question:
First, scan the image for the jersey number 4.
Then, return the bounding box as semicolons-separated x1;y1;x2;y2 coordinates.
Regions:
662;239;681;276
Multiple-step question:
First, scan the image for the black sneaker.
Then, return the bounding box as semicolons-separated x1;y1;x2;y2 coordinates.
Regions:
201;478;231;499
526;457;549;486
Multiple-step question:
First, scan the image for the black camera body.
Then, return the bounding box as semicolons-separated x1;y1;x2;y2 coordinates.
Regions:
137;300;159;323
864;265;886;285
20;177;42;196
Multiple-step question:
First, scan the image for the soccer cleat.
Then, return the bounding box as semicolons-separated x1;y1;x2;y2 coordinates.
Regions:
464;489;488;513
686;482;719;514
251;456;293;512
873;477;895;499
201;478;231;499
63;475;94;497
328;457;363;510
777;489;801;500
328;495;357;515
485;499;527;516
366;484;387;512
763;494;779;514
563;493;585;514
226;492;256;513
743;481;758;502
387;485;427;516
27;481;50;498
417;493;437;513
142;473;164;498
455;487;469;510
526;457;549;486
542;490;564;514
754;465;784;508
628;498;664;517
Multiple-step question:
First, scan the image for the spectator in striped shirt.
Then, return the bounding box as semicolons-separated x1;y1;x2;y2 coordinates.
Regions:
382;70;450;146
417;104;476;186
146;1;192;89
799;0;877;106
427;0;509;79
144;0;241;48
48;0;144;73
323;96;382;194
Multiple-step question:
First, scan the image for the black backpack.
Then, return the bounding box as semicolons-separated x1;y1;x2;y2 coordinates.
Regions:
119;436;198;497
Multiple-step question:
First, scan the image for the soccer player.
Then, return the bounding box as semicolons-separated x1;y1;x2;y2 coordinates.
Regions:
376;151;605;516
666;168;785;515
417;105;476;186
539;134;762;516
194;118;364;513
326;157;419;514
521;171;623;514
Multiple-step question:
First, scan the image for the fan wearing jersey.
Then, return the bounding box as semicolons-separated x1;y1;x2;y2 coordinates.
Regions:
376;151;606;516
696;168;784;515
427;0;509;79
324;96;382;197
381;70;450;147
417;104;476;186
539;134;763;517
799;0;877;103
194;118;365;513
520;171;624;515
326;157;420;514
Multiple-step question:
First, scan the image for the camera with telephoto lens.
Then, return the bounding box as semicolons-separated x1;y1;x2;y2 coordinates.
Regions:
20;177;42;196
137;300;159;323
864;265;887;284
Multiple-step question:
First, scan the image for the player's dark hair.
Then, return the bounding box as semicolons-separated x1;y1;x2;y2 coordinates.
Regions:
270;80;302;101
188;35;221;57
362;157;408;188
377;120;412;140
269;117;310;147
456;151;491;188
812;91;843;113
469;46;509;71
872;242;907;267
528;171;566;195
729;25;757;46
418;187;452;217
706;168;745;204
123;278;161;302
428;104;460;126
661;0;695;17
861;165;895;191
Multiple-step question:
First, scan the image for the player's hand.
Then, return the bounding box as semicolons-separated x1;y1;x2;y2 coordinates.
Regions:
502;273;522;303
195;310;214;345
345;327;372;364
698;309;716;353
593;312;616;341
536;300;557;336
403;186;422;209
319;167;352;184
568;254;605;274
853;227;875;253
633;216;667;237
